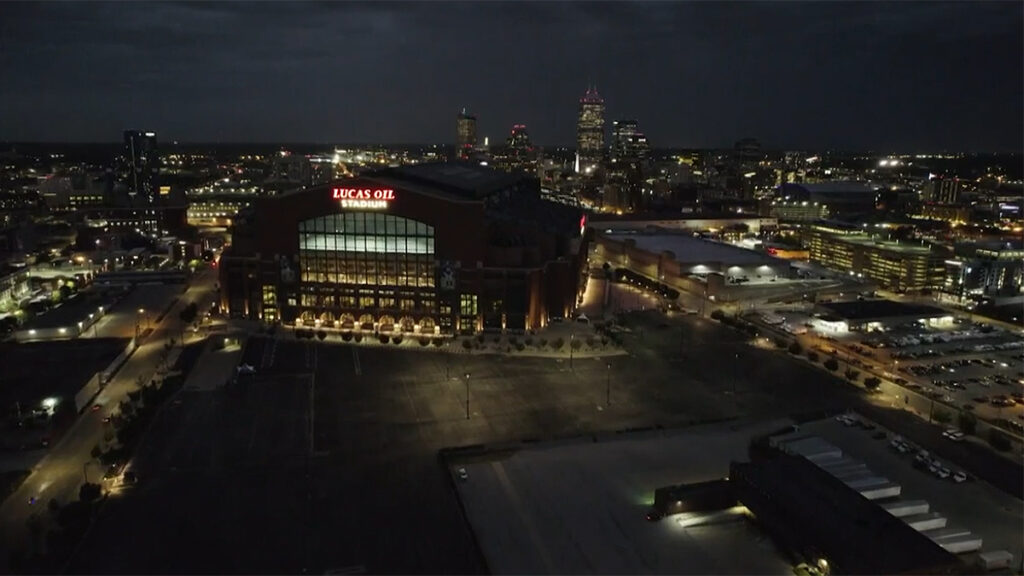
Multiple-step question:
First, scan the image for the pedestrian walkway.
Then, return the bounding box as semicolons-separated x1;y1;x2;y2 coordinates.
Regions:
181;339;244;392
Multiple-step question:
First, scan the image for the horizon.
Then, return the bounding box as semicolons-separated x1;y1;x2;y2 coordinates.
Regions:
2;2;1021;150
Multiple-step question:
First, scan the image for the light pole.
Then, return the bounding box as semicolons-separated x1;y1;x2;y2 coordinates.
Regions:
570;333;575;370
732;353;739;395
606;363;611;406
464;372;471;420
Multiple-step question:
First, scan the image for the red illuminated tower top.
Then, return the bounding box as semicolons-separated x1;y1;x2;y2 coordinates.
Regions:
580;85;604;104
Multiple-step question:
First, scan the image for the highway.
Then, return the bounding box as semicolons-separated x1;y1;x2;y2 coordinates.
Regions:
0;265;219;567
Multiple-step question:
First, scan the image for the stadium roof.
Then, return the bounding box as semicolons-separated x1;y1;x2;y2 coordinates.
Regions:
376;161;522;200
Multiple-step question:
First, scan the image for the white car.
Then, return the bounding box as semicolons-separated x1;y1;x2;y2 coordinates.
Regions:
456;467;468;481
237;364;256;375
936;467;951;479
952;471;968;483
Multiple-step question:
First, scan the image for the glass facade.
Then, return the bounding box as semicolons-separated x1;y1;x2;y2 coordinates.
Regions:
297;212;437;325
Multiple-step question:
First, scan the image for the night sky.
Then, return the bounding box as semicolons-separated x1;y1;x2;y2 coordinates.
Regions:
1;1;1021;151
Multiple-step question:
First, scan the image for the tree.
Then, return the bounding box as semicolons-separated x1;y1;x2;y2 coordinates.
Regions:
78;482;101;503
824;358;839;372
933;408;951;424
787;342;802;355
710;309;725;321
958;411;977;435
462;339;472;350
845;369;860;382
571;338;583;352
807;351;819;363
551;337;565;350
90;445;102;460
178;302;198;325
863;377;881;391
316;330;327;341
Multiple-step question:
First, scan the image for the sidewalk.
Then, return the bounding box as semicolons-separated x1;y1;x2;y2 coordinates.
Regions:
233;318;628;360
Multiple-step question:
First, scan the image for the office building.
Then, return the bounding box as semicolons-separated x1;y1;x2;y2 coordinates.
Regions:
219;162;588;333
943;240;1024;302
768;199;829;222
610;120;649;162
926;177;961;204
803;222;947;292
123;130;159;203
778;181;881;216
576;86;605;173
456;109;477;159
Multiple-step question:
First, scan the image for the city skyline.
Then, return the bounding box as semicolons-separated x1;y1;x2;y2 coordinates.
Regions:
0;2;1022;151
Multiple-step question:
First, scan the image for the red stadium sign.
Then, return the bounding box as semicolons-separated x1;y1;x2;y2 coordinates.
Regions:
332;187;395;209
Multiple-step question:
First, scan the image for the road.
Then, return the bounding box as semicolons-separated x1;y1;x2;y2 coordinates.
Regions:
0;265;219;568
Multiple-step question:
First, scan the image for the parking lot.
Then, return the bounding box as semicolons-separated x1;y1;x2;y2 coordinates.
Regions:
62;307;1024;574
801;415;1023;566
848;323;1023;431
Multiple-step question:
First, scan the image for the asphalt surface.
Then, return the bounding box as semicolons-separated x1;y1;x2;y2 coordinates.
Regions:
55;305;1023;574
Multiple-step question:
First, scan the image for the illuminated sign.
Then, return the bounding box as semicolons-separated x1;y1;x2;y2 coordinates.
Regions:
159;186;171;196
332;187;394;209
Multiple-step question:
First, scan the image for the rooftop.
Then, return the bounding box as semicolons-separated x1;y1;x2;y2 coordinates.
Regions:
22;292;119;330
590;212;768;223
375;161;523;200
782;181;882;194
732;451;958;575
818;299;948;321
605;232;779;266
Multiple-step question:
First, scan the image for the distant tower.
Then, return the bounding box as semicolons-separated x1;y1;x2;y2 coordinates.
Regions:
123;130;159;202
576;86;605;173
456;109;477;159
506;124;532;151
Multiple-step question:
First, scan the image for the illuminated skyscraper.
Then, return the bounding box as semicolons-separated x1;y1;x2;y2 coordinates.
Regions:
123;130;158;202
610;120;649;161
456;109;477;159
506;124;531;151
576;86;605;172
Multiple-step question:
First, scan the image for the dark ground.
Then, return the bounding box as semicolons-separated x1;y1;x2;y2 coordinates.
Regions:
64;310;1022;574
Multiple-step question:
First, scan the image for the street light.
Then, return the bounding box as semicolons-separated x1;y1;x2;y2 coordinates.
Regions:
464;372;471;420
606;363;612;406
570;333;575;370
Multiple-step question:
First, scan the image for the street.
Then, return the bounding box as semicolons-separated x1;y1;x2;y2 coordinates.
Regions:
0;265;220;569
